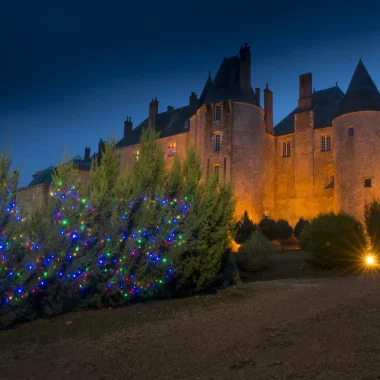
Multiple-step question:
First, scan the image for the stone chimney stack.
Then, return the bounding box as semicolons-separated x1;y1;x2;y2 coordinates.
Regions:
264;84;274;134
298;73;312;109
84;146;91;161
255;87;260;107
239;43;251;95
189;92;198;108
124;116;133;138
149;98;159;127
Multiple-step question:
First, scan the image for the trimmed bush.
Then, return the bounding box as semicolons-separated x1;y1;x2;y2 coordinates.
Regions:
276;219;293;240
237;231;271;272
258;217;281;241
364;199;380;252
294;218;310;239
234;211;257;244
299;212;367;269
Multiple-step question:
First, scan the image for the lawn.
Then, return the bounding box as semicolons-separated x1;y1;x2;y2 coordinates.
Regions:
1;251;380;380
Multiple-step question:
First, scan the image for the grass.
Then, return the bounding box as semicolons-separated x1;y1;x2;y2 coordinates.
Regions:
239;250;345;283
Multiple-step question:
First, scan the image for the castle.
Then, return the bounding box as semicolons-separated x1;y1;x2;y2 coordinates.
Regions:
18;43;380;226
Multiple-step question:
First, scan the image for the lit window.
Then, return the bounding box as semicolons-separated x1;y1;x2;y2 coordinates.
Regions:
184;119;190;129
321;135;331;152
168;142;176;157
135;150;140;161
214;164;220;177
348;127;354;136
282;140;291;157
214;134;221;152
364;178;372;188
214;106;221;121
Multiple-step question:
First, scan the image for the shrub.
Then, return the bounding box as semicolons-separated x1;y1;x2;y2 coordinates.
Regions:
364;199;380;252
294;218;310;239
299;212;367;269
276;219;293;240
237;231;271;272
234;211;257;244
258;217;281;241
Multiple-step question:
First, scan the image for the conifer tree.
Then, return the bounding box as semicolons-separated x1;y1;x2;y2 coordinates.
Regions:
166;156;183;198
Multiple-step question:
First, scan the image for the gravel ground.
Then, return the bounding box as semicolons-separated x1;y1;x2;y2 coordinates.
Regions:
1;275;380;380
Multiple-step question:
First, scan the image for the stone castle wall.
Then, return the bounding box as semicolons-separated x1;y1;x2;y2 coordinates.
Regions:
333;111;380;221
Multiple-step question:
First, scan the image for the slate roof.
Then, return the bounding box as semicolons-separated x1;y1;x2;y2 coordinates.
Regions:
335;60;380;117
116;104;197;148
27;156;92;187
28;166;54;187
199;71;213;105
274;86;345;136
201;56;259;106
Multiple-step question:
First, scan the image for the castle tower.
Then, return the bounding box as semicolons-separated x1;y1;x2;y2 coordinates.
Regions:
189;44;269;222
333;60;380;219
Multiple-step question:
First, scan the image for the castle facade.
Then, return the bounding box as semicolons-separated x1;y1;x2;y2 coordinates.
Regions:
19;44;380;225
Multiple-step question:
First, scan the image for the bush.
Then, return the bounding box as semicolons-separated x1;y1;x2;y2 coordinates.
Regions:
276;219;293;240
299;212;367;269
364;199;380;252
237;231;271;272
234;211;257;244
258;217;281;241
294;218;310;239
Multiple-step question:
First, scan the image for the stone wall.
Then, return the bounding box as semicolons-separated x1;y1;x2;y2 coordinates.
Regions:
17;184;50;217
333;111;380;220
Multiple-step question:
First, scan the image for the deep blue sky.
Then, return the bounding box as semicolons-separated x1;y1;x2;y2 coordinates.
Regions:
1;1;380;187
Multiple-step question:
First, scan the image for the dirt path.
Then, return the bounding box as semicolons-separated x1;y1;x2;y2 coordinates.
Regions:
1;276;380;380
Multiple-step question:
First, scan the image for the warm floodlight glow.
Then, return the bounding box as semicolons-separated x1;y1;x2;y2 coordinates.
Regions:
366;255;376;265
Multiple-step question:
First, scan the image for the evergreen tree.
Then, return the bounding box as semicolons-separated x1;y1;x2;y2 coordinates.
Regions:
166;156;183;198
234;211;257;244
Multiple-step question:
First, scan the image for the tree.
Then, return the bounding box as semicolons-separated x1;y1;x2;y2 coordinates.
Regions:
234;211;257;244
294;218;310;239
258;217;281;241
276;219;293;250
171;145;236;294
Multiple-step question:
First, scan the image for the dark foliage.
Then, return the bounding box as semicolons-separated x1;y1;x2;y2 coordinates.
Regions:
300;212;367;269
294;218;310;239
234;211;257;244
258;217;281;241
364;199;380;253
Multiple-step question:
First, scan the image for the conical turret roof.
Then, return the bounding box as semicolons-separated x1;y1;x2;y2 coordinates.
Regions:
336;59;380;117
199;71;213;104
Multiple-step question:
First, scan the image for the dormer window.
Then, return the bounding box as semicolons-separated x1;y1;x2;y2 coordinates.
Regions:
214;106;221;121
168;142;176;157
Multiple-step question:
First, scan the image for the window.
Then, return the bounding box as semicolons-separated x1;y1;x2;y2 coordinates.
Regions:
214;106;221;121
214;164;220;178
325;176;334;189
321;135;331;152
364;178;372;188
348;127;354;137
135;150;140;161
168;142;176;157
214;134;221;152
184;119;190;130
282;140;291;157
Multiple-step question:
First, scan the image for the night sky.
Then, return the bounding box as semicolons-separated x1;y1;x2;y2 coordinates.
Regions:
1;1;380;187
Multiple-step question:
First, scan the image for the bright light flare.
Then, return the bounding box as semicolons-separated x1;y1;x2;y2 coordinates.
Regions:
365;255;376;266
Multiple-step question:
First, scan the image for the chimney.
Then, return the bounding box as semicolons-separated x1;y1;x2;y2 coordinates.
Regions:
298;73;312;109
239;43;251;94
167;105;174;112
264;84;273;134
124;116;133;138
189;92;198;108
84;146;91;161
255;87;260;107
149;97;159;127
